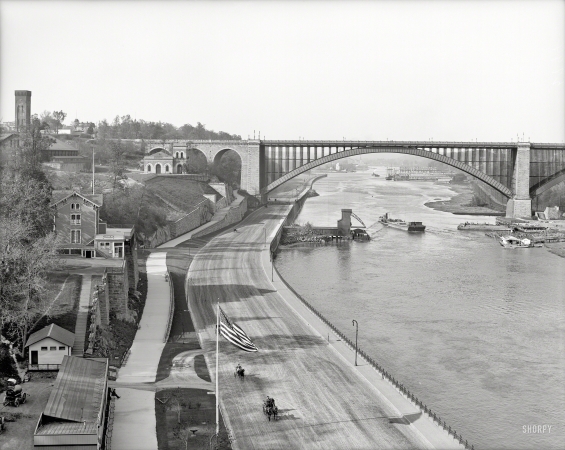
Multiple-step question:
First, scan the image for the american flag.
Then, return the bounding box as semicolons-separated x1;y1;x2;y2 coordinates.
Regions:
219;306;258;352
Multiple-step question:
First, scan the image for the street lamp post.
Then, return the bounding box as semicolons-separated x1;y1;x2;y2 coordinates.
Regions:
270;251;274;282
352;320;358;366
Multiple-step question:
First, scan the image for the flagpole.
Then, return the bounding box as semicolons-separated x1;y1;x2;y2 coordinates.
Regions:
216;301;220;438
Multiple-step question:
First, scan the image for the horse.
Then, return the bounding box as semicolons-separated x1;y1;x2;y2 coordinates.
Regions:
234;367;245;380
263;402;278;421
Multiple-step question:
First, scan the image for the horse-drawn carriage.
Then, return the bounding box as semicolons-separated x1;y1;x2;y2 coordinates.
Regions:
234;366;245;380
3;379;27;407
262;397;278;421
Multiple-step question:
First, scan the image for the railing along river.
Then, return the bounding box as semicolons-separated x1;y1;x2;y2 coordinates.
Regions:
273;263;476;450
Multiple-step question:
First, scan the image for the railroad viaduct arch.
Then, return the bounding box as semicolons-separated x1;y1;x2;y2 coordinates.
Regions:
141;139;565;218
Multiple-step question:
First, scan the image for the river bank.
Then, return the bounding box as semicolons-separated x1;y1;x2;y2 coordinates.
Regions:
545;241;565;258
424;183;504;216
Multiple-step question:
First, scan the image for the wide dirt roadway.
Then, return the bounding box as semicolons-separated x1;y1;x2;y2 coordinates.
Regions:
186;205;431;450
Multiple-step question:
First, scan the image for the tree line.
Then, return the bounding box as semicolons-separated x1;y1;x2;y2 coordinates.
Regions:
96;115;242;141
0;116;61;353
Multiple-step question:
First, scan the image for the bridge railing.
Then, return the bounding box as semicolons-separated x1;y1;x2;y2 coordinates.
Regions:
273;263;476;450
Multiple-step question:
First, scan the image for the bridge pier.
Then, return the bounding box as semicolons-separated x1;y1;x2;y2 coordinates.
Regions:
506;142;532;218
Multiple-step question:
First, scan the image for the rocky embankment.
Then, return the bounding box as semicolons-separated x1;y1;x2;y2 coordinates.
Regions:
424;183;505;216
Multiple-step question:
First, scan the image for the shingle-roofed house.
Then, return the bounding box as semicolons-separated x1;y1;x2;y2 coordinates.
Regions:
34;356;109;449
25;324;75;370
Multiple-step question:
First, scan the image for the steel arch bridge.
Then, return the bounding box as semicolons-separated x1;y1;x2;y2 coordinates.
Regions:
261;140;564;196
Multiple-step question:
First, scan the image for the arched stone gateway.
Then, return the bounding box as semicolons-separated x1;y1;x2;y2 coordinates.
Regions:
155;163;161;174
176;164;183;174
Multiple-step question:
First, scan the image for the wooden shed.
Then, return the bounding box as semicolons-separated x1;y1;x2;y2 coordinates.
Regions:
25;324;75;371
34;356;109;449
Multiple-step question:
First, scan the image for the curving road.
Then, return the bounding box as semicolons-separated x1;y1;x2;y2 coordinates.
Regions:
186;205;431;449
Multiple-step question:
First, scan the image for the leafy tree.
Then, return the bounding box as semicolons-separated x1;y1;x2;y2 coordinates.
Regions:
52;110;67;134
213;150;241;188
108;140;126;190
99;186;168;238
87;122;95;135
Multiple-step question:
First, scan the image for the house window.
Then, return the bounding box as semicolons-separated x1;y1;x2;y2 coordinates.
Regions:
59;346;65;350
70;203;80;210
147;164;152;172
165;164;170;173
50;346;56;351
41;346;47;351
71;229;81;243
71;214;81;225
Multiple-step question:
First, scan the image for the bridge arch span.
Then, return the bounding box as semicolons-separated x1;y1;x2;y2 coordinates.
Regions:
531;168;565;197
263;147;513;198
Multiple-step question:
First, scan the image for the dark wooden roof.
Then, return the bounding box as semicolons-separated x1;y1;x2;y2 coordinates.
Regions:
43;356;108;423
26;323;75;347
51;190;103;207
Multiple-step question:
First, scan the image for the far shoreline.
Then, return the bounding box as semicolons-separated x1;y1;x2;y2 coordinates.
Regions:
424;183;505;216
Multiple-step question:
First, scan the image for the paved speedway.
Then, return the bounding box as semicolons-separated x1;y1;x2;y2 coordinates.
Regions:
186;205;431;450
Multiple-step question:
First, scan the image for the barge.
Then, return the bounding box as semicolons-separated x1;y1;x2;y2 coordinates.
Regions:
379;213;426;232
457;222;512;232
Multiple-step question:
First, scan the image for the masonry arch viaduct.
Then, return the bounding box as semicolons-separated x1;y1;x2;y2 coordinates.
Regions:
142;139;565;218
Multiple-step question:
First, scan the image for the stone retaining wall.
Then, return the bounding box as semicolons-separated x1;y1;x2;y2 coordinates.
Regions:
191;197;248;238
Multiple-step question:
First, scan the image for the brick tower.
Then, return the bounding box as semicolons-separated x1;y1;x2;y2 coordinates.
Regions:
15;90;31;132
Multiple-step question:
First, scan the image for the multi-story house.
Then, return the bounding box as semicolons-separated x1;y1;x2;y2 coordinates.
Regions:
52;191;135;260
52;191;105;258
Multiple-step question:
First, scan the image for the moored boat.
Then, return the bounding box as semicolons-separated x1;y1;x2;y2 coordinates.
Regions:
457;222;512;231
498;235;541;248
379;213;426;232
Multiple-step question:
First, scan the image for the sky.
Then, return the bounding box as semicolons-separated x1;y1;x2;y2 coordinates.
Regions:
1;0;564;143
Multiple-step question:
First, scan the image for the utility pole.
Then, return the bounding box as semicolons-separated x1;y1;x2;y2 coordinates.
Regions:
352;320;358;366
92;145;95;194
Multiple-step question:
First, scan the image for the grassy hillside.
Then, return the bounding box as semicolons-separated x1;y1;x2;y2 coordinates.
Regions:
144;177;218;213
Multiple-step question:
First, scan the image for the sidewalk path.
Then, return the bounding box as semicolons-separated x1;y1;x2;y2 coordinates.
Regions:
159;191;245;248
111;251;170;450
71;275;92;356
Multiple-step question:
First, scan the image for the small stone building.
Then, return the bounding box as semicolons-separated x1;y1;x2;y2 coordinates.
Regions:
25;324;75;370
143;146;187;174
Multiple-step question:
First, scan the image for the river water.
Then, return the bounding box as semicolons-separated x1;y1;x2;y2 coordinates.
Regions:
275;170;565;450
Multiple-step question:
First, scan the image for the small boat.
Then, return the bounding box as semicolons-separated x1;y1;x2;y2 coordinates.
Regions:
498;235;540;248
457;222;512;231
379;213;426;232
372;172;380;177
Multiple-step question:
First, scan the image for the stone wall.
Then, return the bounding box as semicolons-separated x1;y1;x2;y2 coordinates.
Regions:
107;264;129;317
144;202;212;248
93;275;110;326
191;197;248;238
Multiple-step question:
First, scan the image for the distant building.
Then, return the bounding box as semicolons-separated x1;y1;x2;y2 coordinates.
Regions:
43;138;80;161
44;155;88;172
0;132;20;163
143;146;188;174
25;324;75;370
34;356;109;449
